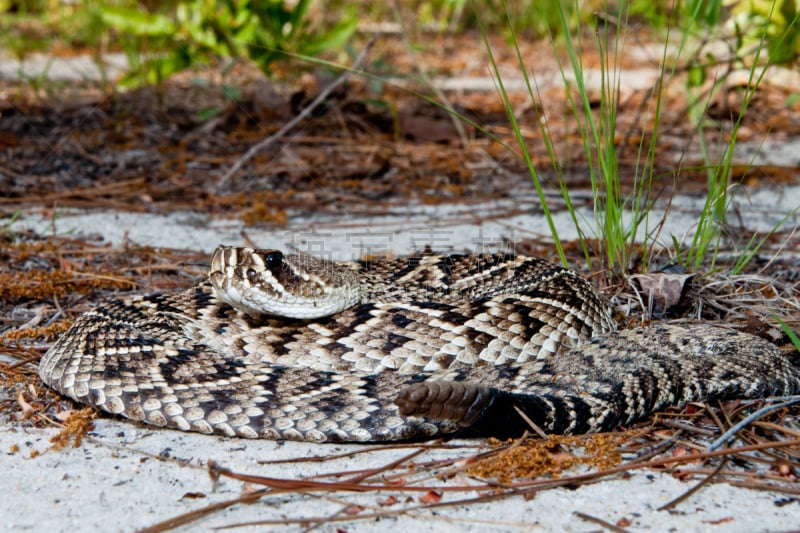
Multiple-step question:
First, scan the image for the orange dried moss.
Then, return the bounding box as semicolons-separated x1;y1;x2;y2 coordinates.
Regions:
208;191;289;226
241;202;288;226
48;408;96;450
0;269;134;300
0;240;59;262
467;434;624;483
1;319;73;343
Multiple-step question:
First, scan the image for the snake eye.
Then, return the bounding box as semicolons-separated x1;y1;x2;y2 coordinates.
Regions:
263;251;283;270
246;268;257;282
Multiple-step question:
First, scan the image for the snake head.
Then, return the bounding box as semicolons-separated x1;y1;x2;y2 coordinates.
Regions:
209;245;362;319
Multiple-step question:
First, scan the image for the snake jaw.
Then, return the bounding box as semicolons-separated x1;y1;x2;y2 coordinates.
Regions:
210;246;278;317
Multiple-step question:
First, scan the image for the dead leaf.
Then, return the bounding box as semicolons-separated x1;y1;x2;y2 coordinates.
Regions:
630;271;694;317
16;388;35;419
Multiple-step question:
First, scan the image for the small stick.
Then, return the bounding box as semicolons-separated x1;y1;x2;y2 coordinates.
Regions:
573;511;631;533
218;35;378;188
657;456;727;511
513;405;548;439
707;396;800;452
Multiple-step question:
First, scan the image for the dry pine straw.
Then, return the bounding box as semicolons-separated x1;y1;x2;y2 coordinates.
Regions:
1;231;799;530
137;423;800;532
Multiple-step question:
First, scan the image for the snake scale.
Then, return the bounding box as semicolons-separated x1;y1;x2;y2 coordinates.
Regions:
39;246;800;442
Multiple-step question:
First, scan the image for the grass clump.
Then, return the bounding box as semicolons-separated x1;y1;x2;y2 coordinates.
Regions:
480;0;799;276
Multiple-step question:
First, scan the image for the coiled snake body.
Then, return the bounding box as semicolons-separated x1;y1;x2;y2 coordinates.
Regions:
39;246;800;442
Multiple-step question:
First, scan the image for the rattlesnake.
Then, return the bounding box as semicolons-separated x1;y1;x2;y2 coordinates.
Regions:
39;246;800;442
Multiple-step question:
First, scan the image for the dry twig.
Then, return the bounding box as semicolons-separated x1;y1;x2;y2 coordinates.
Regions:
218;35;378;187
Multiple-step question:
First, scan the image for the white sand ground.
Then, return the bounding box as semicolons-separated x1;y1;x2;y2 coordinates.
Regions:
3;419;800;532
6;180;799;260
2;179;800;532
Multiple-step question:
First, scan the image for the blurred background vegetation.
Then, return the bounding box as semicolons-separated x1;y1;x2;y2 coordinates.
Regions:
1;0;797;89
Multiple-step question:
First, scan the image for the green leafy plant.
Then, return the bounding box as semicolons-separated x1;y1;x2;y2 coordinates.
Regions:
98;0;358;89
727;0;800;64
0;0;110;58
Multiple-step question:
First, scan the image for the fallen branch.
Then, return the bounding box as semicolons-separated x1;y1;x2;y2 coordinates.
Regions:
217;35;378;188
